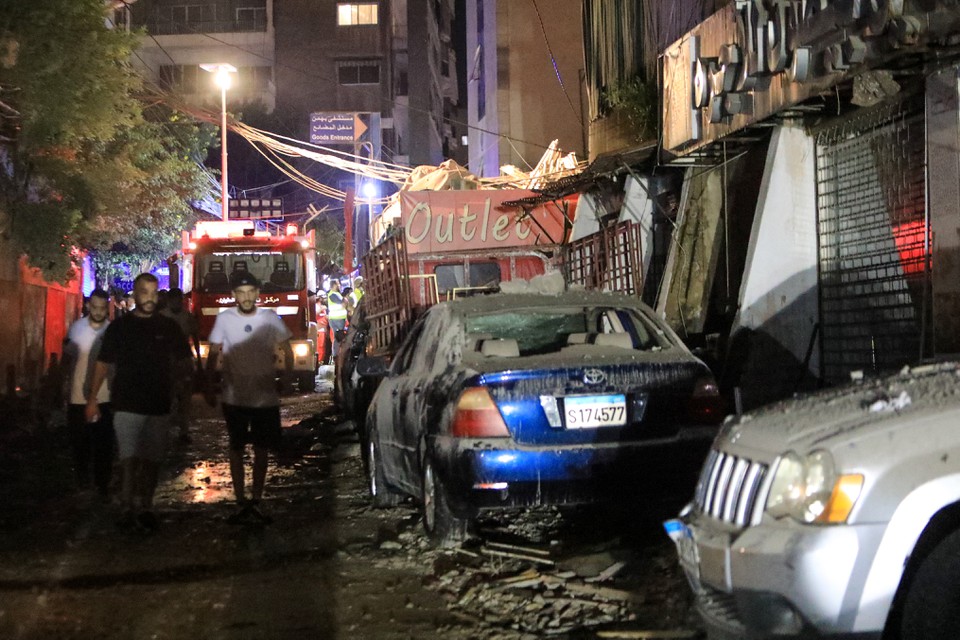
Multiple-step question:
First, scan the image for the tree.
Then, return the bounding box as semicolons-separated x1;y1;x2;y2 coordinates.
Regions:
0;0;212;282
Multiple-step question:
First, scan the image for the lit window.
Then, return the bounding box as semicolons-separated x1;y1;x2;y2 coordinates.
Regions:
338;3;379;25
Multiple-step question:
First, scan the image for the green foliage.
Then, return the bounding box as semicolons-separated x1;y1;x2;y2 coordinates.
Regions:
0;0;213;283
309;213;346;274
7;200;81;282
601;77;658;143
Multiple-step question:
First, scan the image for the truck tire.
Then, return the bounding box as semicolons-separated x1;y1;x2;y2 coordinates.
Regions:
421;458;469;548
900;528;960;639
367;429;401;508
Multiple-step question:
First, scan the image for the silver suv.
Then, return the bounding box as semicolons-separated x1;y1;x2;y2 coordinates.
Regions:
667;363;960;639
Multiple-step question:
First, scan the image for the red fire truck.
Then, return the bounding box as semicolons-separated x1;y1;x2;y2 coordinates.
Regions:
177;220;320;391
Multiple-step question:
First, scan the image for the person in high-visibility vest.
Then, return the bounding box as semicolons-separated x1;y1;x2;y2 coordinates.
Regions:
326;279;349;362
347;276;364;319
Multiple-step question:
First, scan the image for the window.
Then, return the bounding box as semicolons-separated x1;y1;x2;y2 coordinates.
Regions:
236;6;266;30
159;64;201;93
337;3;379;25
238;66;273;92
338;61;380;85
434;263;500;295
197;251;304;294
144;1;265;34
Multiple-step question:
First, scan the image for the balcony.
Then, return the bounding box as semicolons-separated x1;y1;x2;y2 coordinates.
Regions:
145;17;267;36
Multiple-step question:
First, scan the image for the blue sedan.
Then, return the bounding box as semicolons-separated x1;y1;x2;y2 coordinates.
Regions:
361;291;724;546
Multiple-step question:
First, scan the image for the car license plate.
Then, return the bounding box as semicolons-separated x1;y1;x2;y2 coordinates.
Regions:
564;394;627;428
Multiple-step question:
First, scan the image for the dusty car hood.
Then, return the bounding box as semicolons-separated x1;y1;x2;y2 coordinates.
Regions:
717;363;960;457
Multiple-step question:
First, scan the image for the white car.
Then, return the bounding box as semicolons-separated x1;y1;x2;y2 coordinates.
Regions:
667;362;960;639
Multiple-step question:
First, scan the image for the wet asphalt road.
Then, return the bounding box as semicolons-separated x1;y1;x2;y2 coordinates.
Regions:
0;369;704;639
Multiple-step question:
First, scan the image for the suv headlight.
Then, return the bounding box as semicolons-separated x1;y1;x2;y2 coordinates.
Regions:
765;449;864;524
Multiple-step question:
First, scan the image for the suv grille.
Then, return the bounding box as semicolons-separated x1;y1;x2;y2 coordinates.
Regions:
694;449;770;527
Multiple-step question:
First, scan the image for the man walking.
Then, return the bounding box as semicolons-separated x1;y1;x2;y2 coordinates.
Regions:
63;289;113;501
205;272;293;525
161;288;202;444
85;273;191;532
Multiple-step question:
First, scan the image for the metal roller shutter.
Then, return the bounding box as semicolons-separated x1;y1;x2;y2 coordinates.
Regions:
816;96;932;383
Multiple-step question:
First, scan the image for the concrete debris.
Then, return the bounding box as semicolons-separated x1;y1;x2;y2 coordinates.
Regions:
481;547;557;566
587;561;628;583
866;390;911;413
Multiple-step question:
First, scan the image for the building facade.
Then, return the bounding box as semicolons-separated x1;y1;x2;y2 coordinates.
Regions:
124;0;461;200
464;0;586;178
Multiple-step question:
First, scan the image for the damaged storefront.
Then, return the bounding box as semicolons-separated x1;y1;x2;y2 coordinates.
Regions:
654;0;960;410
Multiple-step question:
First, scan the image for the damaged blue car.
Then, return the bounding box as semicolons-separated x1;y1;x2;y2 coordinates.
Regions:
360;290;725;546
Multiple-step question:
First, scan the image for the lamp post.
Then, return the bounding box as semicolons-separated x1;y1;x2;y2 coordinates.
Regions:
201;63;237;221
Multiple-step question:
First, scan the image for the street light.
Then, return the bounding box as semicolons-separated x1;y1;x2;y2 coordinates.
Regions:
200;63;237;221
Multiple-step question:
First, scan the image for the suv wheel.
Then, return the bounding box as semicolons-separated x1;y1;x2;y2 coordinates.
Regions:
901;528;960;639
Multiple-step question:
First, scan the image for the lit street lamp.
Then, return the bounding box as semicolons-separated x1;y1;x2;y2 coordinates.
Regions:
200;63;237;221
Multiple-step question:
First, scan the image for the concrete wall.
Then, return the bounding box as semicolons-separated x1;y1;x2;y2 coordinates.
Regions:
729;125;819;409
619;176;655;280
465;0;502;178
466;0;585;177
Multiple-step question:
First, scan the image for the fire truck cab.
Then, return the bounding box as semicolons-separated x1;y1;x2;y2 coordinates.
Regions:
179;220;320;391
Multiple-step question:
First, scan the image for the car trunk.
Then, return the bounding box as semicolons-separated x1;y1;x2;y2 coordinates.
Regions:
477;360;713;446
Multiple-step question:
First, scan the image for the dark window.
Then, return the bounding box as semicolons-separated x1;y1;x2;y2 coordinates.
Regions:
238;66;273;91
159;64;201;93
434;263;500;295
144;1;266;35
338;61;381;85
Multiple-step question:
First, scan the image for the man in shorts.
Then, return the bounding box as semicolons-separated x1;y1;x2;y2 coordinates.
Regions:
85;273;191;532
205;271;293;525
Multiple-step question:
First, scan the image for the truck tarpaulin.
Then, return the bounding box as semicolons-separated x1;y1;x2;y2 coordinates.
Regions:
398;190;577;254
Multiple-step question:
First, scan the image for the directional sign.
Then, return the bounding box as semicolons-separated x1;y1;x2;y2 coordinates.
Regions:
309;112;379;145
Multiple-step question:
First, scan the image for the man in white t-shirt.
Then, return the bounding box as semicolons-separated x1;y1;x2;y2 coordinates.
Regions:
205;271;293;525
63;289;113;500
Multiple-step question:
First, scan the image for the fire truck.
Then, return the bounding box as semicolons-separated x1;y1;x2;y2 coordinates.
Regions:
176;220;320;391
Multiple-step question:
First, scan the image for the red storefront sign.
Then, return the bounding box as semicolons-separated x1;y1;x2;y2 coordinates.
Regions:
399;190;577;254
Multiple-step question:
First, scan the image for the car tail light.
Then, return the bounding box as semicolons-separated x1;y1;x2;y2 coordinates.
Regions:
451;387;510;438
688;376;724;424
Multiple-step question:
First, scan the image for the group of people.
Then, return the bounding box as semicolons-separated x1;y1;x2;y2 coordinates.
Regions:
63;270;294;533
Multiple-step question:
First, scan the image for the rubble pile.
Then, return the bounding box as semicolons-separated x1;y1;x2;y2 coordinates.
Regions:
364;504;697;639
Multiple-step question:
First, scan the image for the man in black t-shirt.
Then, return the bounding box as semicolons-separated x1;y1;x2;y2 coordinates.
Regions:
85;273;191;533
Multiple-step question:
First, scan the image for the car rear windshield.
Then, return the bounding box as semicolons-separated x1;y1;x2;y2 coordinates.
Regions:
464;306;671;356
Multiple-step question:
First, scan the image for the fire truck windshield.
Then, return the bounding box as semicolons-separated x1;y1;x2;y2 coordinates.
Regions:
197;251;303;293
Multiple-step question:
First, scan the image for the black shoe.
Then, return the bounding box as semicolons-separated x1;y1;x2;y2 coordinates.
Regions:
226;503;273;526
137;511;160;532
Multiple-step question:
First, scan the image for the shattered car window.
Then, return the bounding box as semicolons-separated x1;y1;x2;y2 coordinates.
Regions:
464;306;670;356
